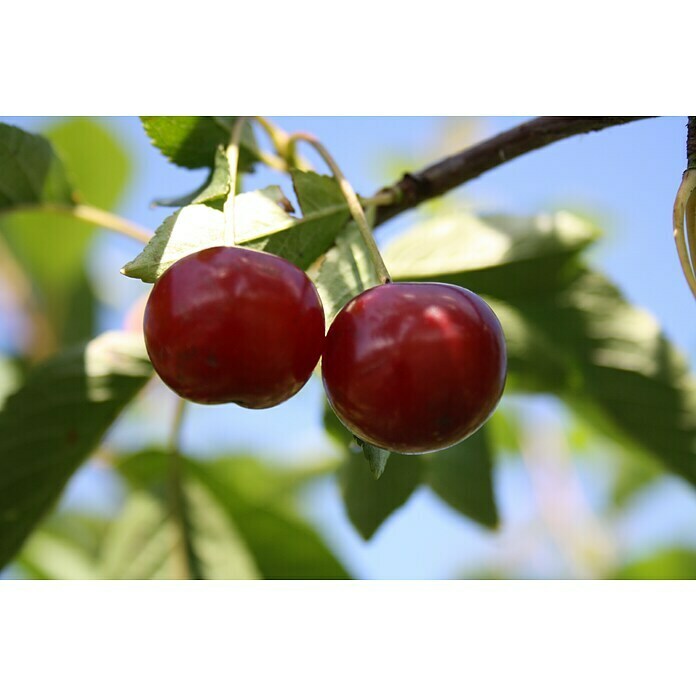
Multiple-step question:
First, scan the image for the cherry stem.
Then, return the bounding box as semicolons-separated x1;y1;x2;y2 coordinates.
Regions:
223;116;248;246
254;116;313;171
672;168;696;300
287;132;392;284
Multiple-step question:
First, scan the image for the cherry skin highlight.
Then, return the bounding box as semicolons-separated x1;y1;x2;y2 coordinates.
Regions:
144;246;325;408
322;282;507;453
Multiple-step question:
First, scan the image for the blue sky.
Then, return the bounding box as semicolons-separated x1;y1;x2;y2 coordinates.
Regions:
4;116;696;579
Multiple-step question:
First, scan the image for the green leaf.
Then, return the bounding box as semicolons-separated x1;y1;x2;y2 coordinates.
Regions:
98;483;259;580
385;210;598;300
141;116;258;170
121;202;227;282
17;525;100;580
98;490;175;579
313;216;381;324
17;512;108;579
340;450;424;541
0;122;75;211
193;460;350;579
356;438;390;479
610;454;661;508
0;356;21;409
1;118;132;345
291;169;346;214
0;331;152;570
613;548;696;579
484;299;571;393
118;449;350;579
513;270;696;487
425;426;498;529
486;407;522;455
123;181;350;283
152;146;232;207
242;170;350;268
325;405;421;539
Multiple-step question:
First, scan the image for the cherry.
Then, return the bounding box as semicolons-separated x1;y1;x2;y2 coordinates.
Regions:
143;246;325;408
322;282;506;453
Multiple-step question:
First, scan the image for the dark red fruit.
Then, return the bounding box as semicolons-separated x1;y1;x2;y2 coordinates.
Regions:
144;246;325;408
322;282;506;453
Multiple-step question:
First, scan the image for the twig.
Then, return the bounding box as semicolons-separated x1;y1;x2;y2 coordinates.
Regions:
374;116;654;226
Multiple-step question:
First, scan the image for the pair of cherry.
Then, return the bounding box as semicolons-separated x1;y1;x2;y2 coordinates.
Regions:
144;246;506;454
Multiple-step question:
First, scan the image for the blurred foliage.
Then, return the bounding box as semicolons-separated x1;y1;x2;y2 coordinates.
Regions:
18;450;348;580
2;116;696;580
0;118;131;354
614;549;696;580
0;332;151;568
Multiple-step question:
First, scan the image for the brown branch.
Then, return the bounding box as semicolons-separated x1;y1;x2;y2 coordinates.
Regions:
375;116;654;226
687;117;696;170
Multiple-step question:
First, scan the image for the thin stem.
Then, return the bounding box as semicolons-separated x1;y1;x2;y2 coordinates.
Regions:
255;115;288;154
6;202;152;243
374;116;654;227
687;179;696;276
673;169;696;299
254;116;313;171
257;149;291;172
167;399;199;580
288;132;391;284
72;204;152;244
223;117;248;246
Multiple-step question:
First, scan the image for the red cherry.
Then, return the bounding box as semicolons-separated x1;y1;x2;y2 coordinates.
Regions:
322;282;506;453
143;246;325;408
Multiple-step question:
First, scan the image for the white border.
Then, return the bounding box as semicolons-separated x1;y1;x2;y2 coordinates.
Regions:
2;1;694;114
1;581;693;695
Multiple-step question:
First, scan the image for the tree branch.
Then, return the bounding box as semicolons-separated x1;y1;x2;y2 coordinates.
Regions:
687;117;696;171
374;116;654;226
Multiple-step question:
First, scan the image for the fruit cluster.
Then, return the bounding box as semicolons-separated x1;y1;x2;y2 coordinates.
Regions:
144;246;506;454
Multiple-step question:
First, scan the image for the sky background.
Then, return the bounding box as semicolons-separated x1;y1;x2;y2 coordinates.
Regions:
3;116;696;579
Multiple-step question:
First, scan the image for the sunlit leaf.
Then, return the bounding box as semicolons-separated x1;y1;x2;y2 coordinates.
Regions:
141;116;258;170
193;460;350;579
17;525;100;580
121;203;226;282
123;180;351;283
385;210;598;300
313;217;381;325
99;483;259;580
